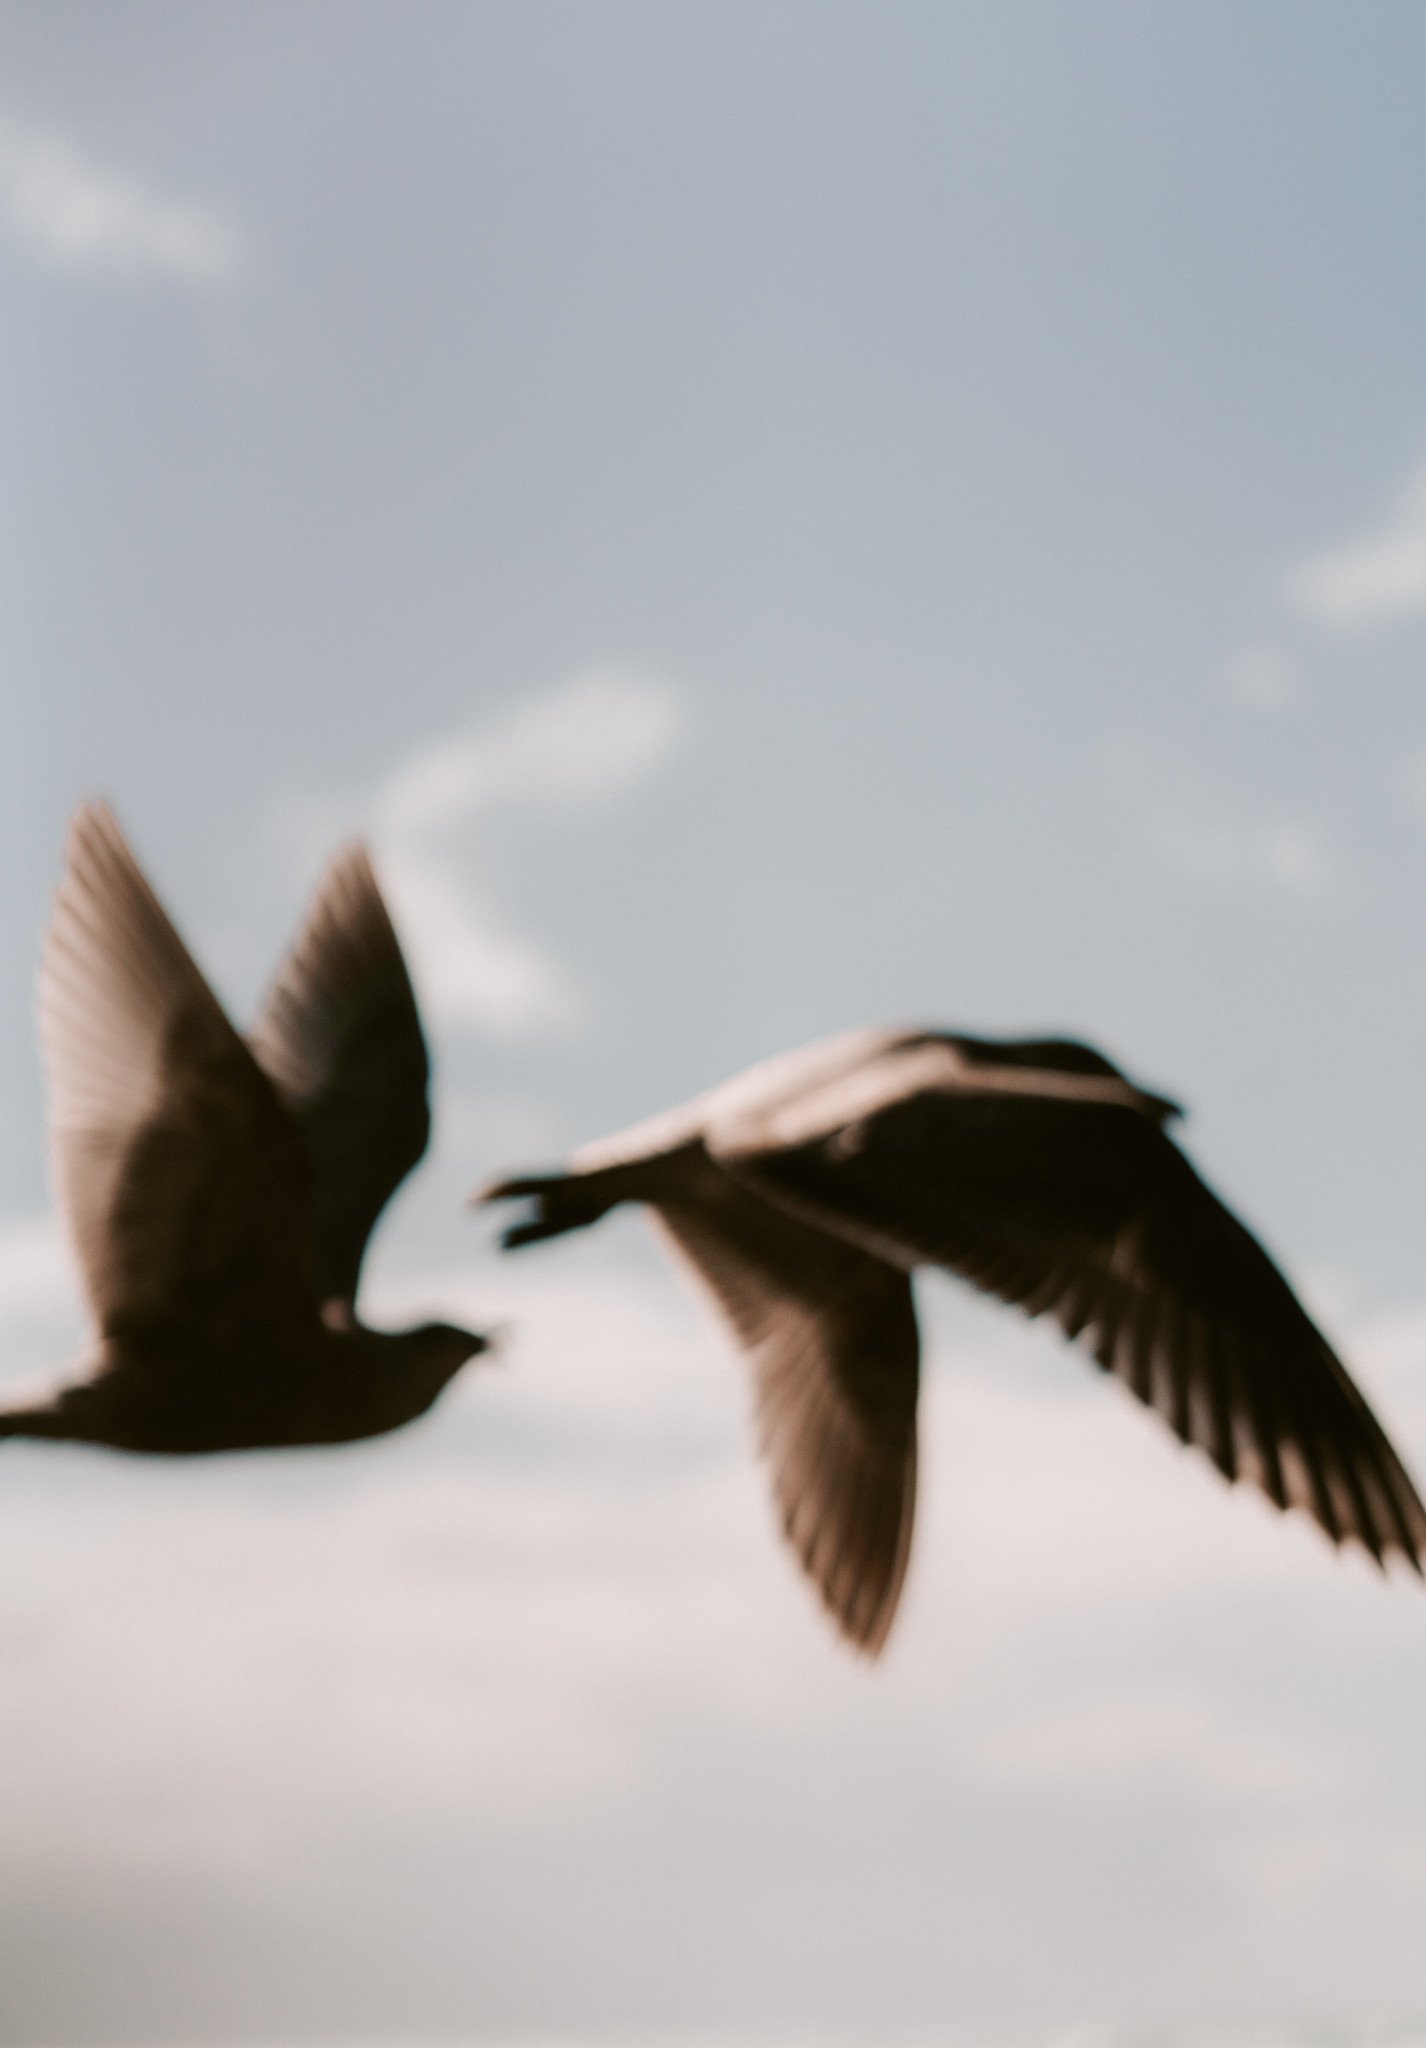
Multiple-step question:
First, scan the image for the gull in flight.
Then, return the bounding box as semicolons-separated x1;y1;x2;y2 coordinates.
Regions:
481;1026;1426;1653
1;802;487;1454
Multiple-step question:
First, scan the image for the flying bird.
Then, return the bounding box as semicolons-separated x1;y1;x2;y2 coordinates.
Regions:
480;1026;1426;1653
0;802;487;1454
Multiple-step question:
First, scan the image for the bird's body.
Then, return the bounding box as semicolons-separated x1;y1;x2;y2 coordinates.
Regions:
1;802;485;1456
482;1025;1426;1653
3;1316;469;1456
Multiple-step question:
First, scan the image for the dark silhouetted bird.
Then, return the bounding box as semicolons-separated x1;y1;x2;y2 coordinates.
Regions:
0;802;486;1454
480;1026;1426;1653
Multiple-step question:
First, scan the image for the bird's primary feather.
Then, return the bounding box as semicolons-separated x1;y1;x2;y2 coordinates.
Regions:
247;842;430;1307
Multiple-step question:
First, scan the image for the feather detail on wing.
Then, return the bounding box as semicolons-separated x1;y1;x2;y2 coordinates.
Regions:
39;802;315;1341
647;1157;919;1654
248;843;428;1304
734;1084;1426;1573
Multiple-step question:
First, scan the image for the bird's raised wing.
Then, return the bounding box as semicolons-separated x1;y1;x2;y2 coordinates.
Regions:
40;803;316;1343
725;1084;1426;1571
648;1158;919;1654
247;844;429;1305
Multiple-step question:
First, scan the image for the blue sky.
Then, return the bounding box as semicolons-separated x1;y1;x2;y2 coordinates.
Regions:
6;4;1426;2039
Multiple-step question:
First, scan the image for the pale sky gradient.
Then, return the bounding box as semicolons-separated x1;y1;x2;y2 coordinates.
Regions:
6;3;1426;2041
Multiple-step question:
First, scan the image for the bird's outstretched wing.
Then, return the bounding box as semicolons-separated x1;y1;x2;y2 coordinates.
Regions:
40;802;316;1344
247;843;429;1306
728;1083;1426;1571
648;1159;919;1654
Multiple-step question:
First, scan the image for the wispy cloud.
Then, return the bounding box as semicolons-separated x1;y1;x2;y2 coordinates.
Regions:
1223;644;1300;711
376;844;581;1040
279;665;684;1040
1153;810;1334;899
0;111;241;287
1289;459;1426;627
376;666;682;1037
377;666;681;836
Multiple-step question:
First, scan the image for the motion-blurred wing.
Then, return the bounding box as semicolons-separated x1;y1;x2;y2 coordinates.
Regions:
248;843;429;1304
651;1166;919;1654
730;1085;1426;1572
40;802;315;1342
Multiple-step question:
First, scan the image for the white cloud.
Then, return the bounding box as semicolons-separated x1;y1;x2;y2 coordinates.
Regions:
6;1243;1426;2026
1350;1300;1426;1442
0;1213;77;1324
1289;459;1426;626
976;1690;1345;1799
0;1213;86;1399
0;111;241;287
1224;644;1300;711
376;839;582;1039
1258;821;1328;891
347;665;681;1038
429;1086;564;1187
377;665;681;837
1153;810;1334;899
0;1256;809;1866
